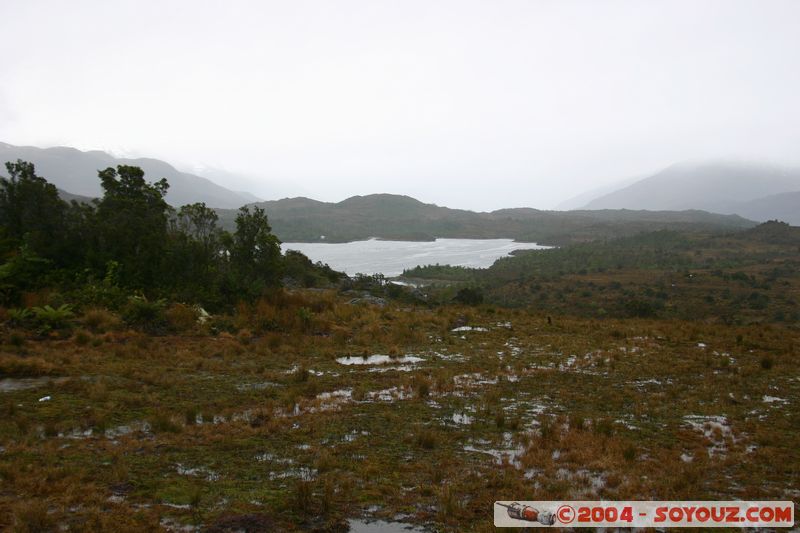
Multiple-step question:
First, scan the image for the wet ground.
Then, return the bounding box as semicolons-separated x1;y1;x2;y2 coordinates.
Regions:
0;307;797;531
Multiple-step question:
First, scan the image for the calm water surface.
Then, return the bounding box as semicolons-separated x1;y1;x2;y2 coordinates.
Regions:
281;238;549;276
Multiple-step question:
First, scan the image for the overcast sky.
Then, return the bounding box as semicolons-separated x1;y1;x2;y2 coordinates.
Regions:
1;0;799;210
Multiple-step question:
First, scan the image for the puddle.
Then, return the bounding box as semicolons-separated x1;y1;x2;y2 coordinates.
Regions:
336;355;424;366
463;434;526;468
614;415;638;431
160;517;197;532
433;351;466;362
632;378;672;390
558;355;577;371
105;421;151;438
368;365;416;372
348;519;427;532
451;412;473;425
284;366;325;376
503;340;523;357
500;398;550;428
344;430;370;442
176;463;220;481
61;428;94;439
556;468;606;496
453;373;498;387
316;389;353;401
268;466;317;481
366;387;411;402
762;395;787;404
255;452;293;464
0;376;68;392
235;381;279;391
524;468;541;479
450;326;488;332
683;415;736;457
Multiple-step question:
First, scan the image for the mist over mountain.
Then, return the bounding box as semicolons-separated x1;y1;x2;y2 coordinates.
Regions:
555;175;643;210
582;161;800;221
0;142;255;208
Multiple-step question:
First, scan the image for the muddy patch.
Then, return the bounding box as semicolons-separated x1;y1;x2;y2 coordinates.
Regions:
683;415;737;457
450;326;488;332
336;355;424;366
348;518;427;532
0;376;69;393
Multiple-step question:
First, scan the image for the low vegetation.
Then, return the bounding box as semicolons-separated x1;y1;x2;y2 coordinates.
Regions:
0;292;797;531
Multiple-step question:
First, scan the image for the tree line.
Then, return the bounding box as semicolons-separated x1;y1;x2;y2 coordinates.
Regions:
0;160;340;311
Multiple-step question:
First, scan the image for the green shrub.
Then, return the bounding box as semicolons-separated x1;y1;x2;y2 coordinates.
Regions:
7;308;33;327
454;287;484;306
297;307;313;331
122;296;167;332
31;304;73;330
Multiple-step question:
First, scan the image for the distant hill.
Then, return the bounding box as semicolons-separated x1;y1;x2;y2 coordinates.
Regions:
215;193;757;246
583;161;800;221
734;219;800;245
56;189;93;204
0;142;256;208
732;191;800;225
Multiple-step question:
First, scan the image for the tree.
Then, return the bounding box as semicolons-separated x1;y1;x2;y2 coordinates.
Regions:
224;206;283;295
454;286;484;306
162;203;225;304
0;160;67;260
94;165;170;287
175;202;220;252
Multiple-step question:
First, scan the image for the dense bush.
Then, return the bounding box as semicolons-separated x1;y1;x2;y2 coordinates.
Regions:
0;160;340;312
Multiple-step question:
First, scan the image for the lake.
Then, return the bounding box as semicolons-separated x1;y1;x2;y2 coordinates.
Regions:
281;238;549;276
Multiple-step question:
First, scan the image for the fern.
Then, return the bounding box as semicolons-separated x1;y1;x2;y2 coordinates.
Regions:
31;304;74;329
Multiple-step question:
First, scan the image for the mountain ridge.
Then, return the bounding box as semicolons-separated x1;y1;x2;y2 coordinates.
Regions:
583;161;800;221
213;193;757;246
0;142;256;208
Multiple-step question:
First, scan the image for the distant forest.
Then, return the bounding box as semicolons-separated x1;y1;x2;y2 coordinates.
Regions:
214;194;756;245
403;222;800;324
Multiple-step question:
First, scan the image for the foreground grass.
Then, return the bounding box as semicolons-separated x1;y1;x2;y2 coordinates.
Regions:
0;296;798;531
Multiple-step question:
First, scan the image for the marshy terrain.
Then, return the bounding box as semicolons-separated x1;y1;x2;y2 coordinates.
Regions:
0;291;797;531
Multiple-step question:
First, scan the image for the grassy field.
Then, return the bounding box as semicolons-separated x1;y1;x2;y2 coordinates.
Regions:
0;292;797;531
